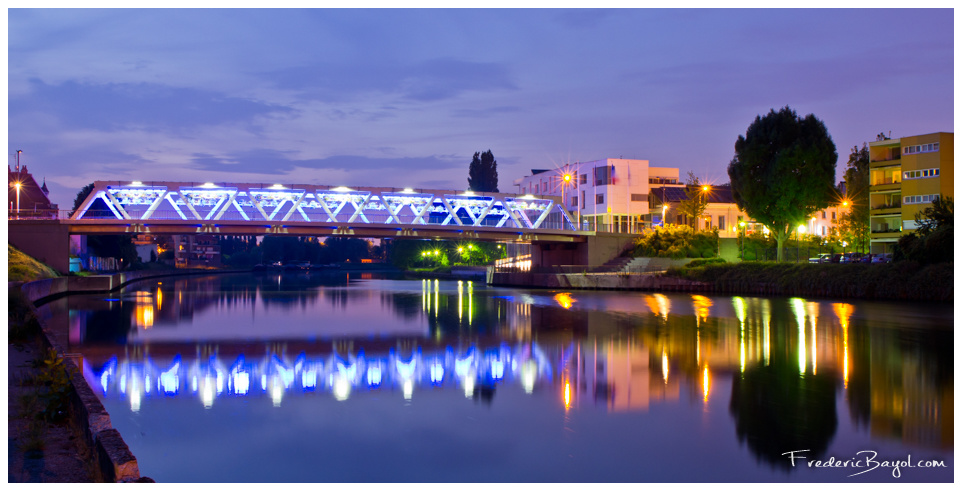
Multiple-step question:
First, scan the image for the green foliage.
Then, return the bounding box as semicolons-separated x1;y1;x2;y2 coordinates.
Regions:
728;107;838;261
895;196;954;264
631;226;718;259
676;171;709;230
29;349;74;423
836;144;870;251
72;182;96;212
685;258;727;268
8;245;60;282
467;150;499;193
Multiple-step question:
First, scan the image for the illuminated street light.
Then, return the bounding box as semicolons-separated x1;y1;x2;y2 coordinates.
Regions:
797;224;806;234
13;181;21;219
662;204;668;227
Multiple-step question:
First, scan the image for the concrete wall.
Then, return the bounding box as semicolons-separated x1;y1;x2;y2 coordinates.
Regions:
531;232;635;269
8;221;71;274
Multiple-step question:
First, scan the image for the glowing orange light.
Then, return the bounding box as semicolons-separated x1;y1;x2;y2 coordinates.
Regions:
563;174;572;183
564;381;571;409
702;185;709;192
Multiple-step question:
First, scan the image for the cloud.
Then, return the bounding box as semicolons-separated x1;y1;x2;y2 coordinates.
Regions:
265;58;516;103
11;79;294;133
190;150;462;175
450;106;522;119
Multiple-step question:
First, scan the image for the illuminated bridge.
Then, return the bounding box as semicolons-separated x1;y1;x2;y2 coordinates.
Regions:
67;180;583;241
10;181;639;274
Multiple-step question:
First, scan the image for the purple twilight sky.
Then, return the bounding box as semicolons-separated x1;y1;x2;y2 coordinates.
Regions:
7;8;954;209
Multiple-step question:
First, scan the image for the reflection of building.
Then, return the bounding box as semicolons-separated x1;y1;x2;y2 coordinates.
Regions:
513;159;684;233
7;162;58;218
868;132;954;253
173;235;221;267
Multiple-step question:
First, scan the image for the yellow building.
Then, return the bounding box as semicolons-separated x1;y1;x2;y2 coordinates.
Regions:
868;132;953;254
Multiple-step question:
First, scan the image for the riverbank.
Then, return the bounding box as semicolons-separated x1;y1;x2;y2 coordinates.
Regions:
9;267;248;482
489;261;953;302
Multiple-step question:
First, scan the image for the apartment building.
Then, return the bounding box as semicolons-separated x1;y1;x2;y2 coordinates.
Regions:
513;158;684;233
868;132;953;253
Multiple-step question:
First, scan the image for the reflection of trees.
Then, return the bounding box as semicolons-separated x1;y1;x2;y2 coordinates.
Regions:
729;359;837;471
845;325;871;429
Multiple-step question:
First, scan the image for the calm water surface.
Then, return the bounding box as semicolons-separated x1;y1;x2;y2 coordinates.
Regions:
49;272;953;482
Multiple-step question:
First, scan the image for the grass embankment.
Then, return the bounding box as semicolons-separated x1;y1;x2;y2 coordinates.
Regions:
8;245;60;282
667;261;952;302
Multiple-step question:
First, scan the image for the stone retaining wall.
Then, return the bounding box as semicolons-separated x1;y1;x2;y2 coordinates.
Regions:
489;271;711;291
13;268;246;482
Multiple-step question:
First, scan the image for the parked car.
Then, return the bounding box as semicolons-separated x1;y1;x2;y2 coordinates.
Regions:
859;254;875;263
840;252;865;264
872;253;892;263
809;253;832;264
830;253;843;263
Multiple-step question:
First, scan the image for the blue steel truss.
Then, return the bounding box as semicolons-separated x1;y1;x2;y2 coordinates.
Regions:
72;182;580;231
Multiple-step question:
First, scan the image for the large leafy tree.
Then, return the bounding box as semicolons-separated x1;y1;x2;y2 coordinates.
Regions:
677;171;709;230
728;107;838;261
835;144;870;253
467;150;499;192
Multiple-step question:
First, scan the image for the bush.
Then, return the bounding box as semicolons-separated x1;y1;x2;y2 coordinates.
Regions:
631;226;718;258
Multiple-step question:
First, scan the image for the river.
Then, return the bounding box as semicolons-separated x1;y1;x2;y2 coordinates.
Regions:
45;271;953;482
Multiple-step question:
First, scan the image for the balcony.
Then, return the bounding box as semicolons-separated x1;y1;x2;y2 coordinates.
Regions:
871;231;902;240
870;180;901;192
870;203;901;216
870;157;901;169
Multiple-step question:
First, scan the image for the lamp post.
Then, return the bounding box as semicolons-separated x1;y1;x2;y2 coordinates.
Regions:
662;204;668;228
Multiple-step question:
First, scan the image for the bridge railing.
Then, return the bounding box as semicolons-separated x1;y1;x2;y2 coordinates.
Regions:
7;209;72;220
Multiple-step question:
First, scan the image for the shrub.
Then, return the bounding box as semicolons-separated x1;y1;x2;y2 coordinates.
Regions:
632;226;718;258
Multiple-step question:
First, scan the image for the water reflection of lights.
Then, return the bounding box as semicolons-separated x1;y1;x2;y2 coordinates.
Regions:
85;342;558;409
563;380;572;410
833;303;854;389
791;298;806;375
661;351;669;384
702;366;710;403
645;294;670;320
554;292;575;310
691;295;712;325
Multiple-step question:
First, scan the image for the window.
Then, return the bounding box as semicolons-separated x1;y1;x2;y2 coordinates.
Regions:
594;166;612;186
580;174;587;185
821;226;826;235
571;196;578;207
903;143;940;155
596;193;605;204
630;193;647;202
821;211;826;219
534;184;539;194
832;212;836;220
718;216;725;230
581;191;586;209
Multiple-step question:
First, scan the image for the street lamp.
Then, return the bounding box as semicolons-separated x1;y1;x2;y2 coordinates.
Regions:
13;181;21;219
662;204;668;228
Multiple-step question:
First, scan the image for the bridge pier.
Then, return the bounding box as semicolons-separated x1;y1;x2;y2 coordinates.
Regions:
8;220;71;274
531;233;635;269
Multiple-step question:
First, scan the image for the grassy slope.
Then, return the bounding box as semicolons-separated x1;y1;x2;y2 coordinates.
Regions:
8;244;60;282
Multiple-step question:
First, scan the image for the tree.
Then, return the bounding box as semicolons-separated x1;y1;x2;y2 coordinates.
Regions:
467;150;499;192
835;144;870;253
677;171;709;230
73;182;96;213
728;107;838;262
895;196;953;264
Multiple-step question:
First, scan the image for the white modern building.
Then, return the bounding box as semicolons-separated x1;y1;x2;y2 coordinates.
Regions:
513;159;684;233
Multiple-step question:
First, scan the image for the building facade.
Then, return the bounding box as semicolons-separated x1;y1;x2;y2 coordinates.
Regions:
8;164;58;218
650;186;842;240
173;235;221;268
513;159;684;233
868;132;953;253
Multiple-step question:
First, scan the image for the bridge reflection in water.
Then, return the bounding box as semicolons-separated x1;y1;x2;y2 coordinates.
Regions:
84;342;558;410
69;275;953;456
